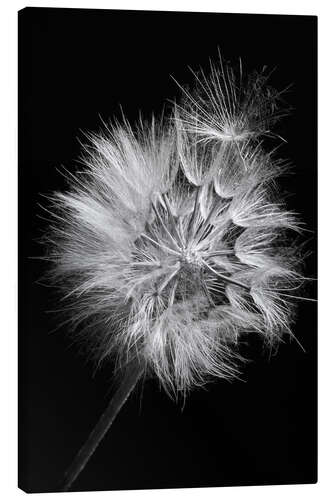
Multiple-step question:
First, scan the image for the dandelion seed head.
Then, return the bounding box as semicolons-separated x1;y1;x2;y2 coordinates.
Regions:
44;58;304;397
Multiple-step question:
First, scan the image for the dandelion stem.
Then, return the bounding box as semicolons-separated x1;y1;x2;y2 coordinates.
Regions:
193;196;222;243
152;203;181;251
161;193;183;247
234;140;248;171
207;250;233;258
141;233;181;257
59;358;144;492
187;186;201;243
158;263;181;293
203;261;250;291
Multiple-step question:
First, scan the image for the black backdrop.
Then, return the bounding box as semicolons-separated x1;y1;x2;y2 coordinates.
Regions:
18;7;317;493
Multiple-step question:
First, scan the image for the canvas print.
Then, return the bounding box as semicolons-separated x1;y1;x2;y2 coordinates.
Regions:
18;8;317;493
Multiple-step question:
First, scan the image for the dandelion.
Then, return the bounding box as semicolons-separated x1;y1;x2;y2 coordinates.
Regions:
43;57;307;490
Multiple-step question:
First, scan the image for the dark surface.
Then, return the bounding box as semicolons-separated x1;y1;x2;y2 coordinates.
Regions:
18;7;317;493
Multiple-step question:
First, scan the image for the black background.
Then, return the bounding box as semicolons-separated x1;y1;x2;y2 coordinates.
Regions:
18;7;317;494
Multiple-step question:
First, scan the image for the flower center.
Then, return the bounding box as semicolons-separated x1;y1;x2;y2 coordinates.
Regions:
180;247;201;266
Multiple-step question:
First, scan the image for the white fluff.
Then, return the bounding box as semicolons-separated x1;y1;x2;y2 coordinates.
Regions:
44;59;305;396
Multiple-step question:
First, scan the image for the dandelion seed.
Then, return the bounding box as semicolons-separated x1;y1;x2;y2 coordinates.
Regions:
174;54;289;146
